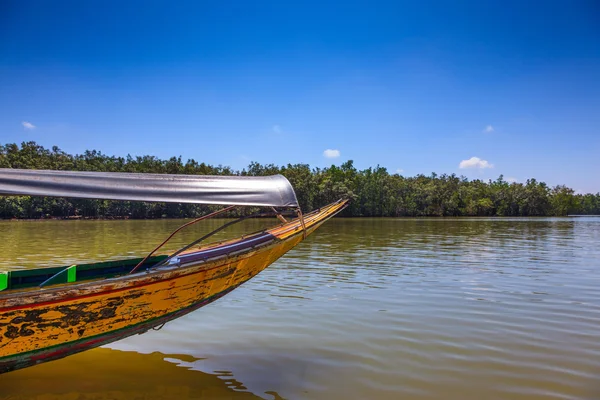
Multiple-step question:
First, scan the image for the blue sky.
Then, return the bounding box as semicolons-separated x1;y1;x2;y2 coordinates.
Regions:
1;1;599;192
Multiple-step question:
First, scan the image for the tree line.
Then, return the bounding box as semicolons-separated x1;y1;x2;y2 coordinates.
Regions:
0;141;598;219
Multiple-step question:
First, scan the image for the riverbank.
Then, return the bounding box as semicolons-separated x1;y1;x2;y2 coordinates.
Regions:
4;214;600;221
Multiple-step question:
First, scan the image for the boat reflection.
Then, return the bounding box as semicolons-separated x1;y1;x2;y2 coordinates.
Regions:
0;347;278;400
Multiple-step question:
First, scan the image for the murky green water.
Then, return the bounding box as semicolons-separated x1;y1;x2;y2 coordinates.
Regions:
1;218;600;399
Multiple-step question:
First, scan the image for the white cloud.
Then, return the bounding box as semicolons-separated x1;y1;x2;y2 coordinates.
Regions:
396;169;404;174
22;121;36;130
483;125;494;133
459;156;494;169
323;149;340;158
272;125;281;134
506;177;518;183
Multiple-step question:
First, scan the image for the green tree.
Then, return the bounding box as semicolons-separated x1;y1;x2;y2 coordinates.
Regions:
1;141;598;219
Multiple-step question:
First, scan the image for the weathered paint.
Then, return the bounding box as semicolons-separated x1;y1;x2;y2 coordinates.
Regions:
0;199;348;373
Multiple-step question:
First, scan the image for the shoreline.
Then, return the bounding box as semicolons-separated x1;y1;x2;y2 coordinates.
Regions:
3;215;600;221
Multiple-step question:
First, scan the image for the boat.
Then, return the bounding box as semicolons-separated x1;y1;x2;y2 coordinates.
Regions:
0;168;348;373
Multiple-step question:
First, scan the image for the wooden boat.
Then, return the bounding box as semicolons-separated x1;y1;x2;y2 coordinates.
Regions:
0;169;348;373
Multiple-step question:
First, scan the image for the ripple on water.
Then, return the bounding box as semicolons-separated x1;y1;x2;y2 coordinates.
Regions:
1;217;600;399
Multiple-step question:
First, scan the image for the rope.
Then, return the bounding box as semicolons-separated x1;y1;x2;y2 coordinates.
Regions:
129;205;237;274
152;210;282;269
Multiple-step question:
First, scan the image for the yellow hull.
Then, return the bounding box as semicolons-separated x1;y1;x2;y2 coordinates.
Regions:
0;200;347;373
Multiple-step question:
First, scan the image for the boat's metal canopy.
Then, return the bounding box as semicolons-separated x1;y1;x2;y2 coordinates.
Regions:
0;169;299;208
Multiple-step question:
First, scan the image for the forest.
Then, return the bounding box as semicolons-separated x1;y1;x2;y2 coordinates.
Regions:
1;142;599;219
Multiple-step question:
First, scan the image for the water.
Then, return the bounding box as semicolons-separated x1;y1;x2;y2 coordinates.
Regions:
1;218;599;399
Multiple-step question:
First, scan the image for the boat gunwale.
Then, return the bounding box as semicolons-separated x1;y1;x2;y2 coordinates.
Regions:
0;200;347;308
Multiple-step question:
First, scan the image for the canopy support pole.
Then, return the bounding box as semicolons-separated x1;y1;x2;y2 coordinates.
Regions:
271;207;288;223
129;205;237;274
297;208;307;239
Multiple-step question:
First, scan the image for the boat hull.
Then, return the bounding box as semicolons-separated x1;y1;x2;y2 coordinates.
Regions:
0;200;347;373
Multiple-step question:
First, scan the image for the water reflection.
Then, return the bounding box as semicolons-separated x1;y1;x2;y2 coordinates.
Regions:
0;218;278;270
0;348;268;399
1;218;600;399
